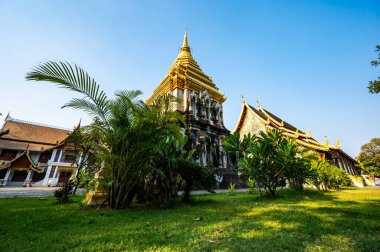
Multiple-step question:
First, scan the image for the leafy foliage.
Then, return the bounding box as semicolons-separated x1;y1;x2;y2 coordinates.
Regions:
64;127;102;194
54;180;74;204
247;177;256;194
225;129;316;196
368;45;380;93
26;61;212;209
227;183;236;196
357;138;380;177
310;160;351;190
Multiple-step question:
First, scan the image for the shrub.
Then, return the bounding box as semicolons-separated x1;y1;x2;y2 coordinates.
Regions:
227;183;236;196
247;177;256;194
54;181;74;204
310;161;351;190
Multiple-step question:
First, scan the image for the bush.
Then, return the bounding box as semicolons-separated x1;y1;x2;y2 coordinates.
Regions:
227;183;236;196
54;181;74;204
310;161;351;190
247;177;256;194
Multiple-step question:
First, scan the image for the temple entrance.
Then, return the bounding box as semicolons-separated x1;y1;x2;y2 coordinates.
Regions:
32;172;46;182
8;170;28;186
11;170;28;182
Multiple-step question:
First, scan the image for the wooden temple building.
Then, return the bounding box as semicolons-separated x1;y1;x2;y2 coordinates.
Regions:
234;98;359;175
0;115;78;186
147;31;236;187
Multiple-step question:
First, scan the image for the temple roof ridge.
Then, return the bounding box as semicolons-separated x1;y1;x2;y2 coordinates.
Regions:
5;115;72;131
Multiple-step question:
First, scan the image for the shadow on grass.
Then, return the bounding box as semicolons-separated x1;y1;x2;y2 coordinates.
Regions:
1;188;379;251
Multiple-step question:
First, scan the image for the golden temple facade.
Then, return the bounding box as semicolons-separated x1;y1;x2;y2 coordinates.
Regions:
234;98;359;175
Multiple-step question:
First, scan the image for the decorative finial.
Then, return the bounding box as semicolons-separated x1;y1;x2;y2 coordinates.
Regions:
181;29;190;52
5;112;10;121
325;137;329;146
280;120;284;126
335;139;340;148
307;129;312;137
256;99;261;108
241;93;246;103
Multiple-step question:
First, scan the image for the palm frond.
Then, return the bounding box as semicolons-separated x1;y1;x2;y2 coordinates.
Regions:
26;61;110;122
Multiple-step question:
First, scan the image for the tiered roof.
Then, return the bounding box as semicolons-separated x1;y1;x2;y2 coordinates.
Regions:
234;99;340;152
0;115;72;151
146;31;227;104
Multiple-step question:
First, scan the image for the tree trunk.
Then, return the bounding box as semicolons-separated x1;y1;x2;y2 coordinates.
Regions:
182;179;193;204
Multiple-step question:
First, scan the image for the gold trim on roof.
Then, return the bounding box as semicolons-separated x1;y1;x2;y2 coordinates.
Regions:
234;99;341;152
147;31;227;105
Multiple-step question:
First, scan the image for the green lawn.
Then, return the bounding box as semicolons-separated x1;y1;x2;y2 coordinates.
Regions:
0;188;379;252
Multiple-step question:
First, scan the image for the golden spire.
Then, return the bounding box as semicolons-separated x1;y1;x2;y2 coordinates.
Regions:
181;29;190;53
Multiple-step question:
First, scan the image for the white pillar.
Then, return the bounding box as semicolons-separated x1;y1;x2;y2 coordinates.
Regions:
24;170;33;186
2;168;11;186
183;89;189;111
25;170;33;180
50;149;58;163
53;166;59;178
43;149;58;185
57;150;63;163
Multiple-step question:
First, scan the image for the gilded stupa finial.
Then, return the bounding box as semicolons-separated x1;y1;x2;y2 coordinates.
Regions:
181;29;190;52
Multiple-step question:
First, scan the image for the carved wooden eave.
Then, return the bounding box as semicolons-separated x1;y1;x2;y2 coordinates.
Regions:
0;147;45;173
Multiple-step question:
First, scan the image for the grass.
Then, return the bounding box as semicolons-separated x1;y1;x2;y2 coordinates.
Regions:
0;187;379;252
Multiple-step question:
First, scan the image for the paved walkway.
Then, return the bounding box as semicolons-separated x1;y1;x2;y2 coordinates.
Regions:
0;187;249;199
0;187;85;198
189;188;249;195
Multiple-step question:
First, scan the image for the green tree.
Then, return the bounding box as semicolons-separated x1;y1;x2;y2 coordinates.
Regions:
26;61;213;209
310;160;351;190
65;126;102;195
281;146;317;192
225;129;316;196
357;138;380;178
368;45;380;94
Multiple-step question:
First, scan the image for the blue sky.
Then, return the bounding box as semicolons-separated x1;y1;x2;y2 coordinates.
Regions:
0;0;379;157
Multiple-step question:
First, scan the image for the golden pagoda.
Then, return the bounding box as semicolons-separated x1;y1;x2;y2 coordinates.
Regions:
147;31;234;181
147;31;227;107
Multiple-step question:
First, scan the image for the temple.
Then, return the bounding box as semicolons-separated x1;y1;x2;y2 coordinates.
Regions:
0;115;78;186
234;98;359;175
147;31;236;186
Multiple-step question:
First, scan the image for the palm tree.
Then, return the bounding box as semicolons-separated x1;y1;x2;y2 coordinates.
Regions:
26;61;202;208
26;62;164;208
